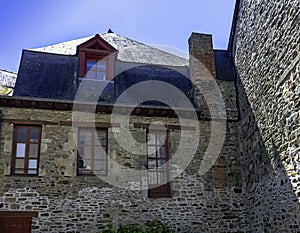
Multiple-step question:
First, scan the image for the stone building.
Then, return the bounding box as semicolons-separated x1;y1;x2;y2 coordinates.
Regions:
0;0;299;232
0;70;16;96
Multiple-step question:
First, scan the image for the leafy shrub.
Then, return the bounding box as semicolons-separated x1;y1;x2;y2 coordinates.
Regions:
144;220;173;233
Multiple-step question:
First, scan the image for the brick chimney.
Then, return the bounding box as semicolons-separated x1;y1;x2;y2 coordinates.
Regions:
188;33;222;119
188;33;216;80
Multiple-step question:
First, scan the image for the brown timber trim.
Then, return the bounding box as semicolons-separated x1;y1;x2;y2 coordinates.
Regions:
1;119;120;128
59;121;120;128
134;123;196;131
0;96;201;119
0;211;38;218
2;119;58;125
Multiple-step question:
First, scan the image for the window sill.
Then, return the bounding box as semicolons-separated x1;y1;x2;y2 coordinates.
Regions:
5;175;41;178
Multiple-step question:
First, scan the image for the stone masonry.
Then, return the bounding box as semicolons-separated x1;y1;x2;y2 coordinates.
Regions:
232;0;300;231
0;106;242;232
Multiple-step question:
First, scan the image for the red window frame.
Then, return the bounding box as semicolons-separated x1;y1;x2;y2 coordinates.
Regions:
11;125;42;176
77;128;108;176
78;35;117;80
147;130;171;197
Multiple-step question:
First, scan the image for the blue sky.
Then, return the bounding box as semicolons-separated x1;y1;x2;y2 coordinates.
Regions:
0;0;236;72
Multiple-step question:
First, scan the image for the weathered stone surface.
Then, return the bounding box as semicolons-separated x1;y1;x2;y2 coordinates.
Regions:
233;0;300;231
0;107;242;232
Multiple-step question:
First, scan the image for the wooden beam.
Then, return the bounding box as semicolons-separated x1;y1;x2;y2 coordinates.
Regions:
0;211;38;218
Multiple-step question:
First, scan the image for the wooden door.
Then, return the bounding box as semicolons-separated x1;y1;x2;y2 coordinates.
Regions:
0;211;38;233
0;217;32;233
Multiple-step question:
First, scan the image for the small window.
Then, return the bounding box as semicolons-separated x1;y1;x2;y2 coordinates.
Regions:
78;35;117;80
147;130;170;197
86;60;107;80
11;126;41;175
77;128;108;175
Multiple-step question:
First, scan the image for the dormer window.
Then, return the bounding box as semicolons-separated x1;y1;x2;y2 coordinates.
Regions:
78;34;117;80
86;59;107;80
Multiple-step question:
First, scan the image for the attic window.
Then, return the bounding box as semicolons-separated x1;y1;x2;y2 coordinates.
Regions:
86;60;107;80
78;34;117;80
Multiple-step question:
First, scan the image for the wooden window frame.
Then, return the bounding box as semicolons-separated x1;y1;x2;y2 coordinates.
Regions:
146;129;171;198
78;34;117;80
77;128;108;176
11;125;42;176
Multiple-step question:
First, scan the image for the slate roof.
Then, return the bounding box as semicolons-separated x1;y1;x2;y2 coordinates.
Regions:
0;69;17;96
13;33;236;106
14;51;78;99
114;65;194;107
214;50;236;81
0;69;17;87
31;32;189;67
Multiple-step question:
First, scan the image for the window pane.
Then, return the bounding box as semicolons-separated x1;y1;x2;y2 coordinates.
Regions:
95;131;106;146
29;144;39;158
17;128;26;142
86;71;96;79
30;128;40;142
14;168;24;174
157;159;166;166
158;146;166;158
97;61;106;70
79;169;92;175
156;133;166;146
85;160;92;170
158;171;167;184
148;159;156;169
83;146;91;159
147;134;155;145
15;159;25;169
16;143;26;158
94;160;107;174
148;170;157;184
94;147;106;160
28;159;38;169
28;170;37;175
78;159;84;168
87;60;97;70
80;159;92;171
79;130;91;144
78;146;84;157
147;146;156;156
96;71;106;80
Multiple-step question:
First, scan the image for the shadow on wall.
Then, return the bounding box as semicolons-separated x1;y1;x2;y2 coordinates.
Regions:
237;77;300;232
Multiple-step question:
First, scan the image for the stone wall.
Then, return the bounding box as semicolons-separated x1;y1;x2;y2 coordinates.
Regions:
232;0;300;231
0;107;242;232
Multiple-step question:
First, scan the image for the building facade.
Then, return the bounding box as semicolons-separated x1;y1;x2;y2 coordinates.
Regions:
0;0;299;232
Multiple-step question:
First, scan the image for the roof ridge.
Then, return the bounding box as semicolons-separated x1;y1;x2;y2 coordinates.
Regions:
101;32;188;61
30;35;94;50
0;69;17;75
28;32;189;67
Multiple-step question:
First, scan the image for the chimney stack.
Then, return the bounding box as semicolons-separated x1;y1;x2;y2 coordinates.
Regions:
188;33;216;80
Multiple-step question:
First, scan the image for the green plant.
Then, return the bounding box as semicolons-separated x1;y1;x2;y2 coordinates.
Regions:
102;224;117;233
145;220;174;233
